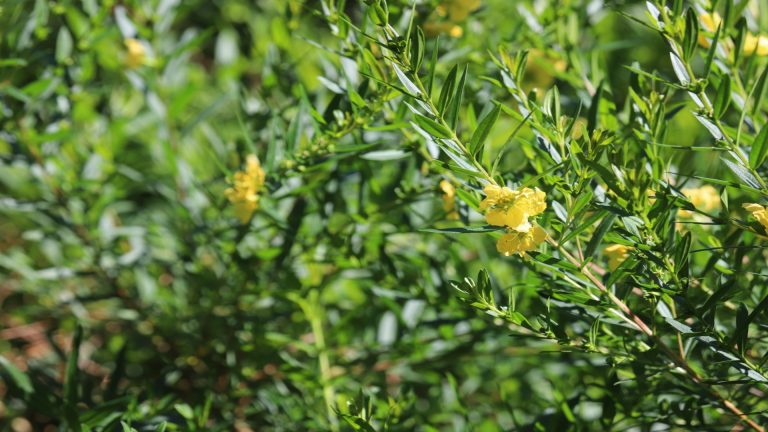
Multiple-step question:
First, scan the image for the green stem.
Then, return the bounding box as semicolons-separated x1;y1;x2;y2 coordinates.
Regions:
383;25;496;185
306;291;339;431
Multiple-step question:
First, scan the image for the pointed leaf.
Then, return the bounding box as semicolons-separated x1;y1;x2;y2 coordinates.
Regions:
469;103;501;158
412;114;453;139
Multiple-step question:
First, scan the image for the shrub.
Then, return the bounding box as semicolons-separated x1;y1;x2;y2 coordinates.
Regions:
2;0;768;430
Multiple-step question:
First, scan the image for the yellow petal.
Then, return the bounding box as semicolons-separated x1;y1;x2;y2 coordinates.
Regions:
517;187;547;216
744;33;768;56
501;207;530;232
700;12;722;31
744;203;765;213
486;208;507;226
604;244;632;271
496;227;547;256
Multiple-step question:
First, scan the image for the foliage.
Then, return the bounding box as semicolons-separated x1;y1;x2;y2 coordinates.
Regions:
3;0;768;430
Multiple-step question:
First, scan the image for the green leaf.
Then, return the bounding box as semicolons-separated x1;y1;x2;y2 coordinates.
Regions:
683;8;698;60
63;324;84;432
585;213;618;259
733;17;748;66
412;114;453;139
0;58;27;67
175;403;195;419
703;20;722;81
392;62;421;96
735;303;749;357
0;355;33;394
410;27;425;73
721;156;762;189
587;81;603;134
437;64;458;115
713;76;731;119
669;53;690;86
56;26;73;63
446;64;468;129
427;36;440;96
750;66;768;116
469;103;501;158
361;149;410;160
749;124;768;168
420;225;503;234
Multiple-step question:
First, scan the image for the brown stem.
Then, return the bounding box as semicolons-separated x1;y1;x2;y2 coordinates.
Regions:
547;238;765;432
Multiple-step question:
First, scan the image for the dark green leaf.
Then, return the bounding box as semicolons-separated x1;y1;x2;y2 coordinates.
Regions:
750;65;768;116
412;113;453;139
713;76;731;119
410;27;425;73
587;81;603;134
63;324;83;432
437;64;458;115
749;124;768;168
585;213;618;259
0;355;33;394
469;103;501;158
446;64;468;129
683;8;698;60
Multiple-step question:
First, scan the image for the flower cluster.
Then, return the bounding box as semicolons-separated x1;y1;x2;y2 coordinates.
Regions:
743;203;768;231
480;184;547;256
700;12;768;56
439;180;459;220
224;155;266;223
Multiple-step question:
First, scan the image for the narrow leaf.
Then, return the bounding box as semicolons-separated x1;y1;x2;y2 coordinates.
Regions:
749;124;768;168
469;103;501;158
713;76;731;119
412;114;453;139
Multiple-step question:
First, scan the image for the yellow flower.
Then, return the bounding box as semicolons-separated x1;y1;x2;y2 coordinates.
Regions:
224;155;266;223
679;185;720;218
604;244;632;271
125;38;146;68
496;226;547;256
449;25;464;38
743;33;768;56
698;12;722;48
481;185;546;232
744;203;768;230
439;180;459;220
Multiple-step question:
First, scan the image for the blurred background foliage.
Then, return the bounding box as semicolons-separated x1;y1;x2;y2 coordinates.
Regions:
2;0;768;430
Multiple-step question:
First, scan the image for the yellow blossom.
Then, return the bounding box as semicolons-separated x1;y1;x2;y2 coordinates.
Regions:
481;185;546;232
439;180;459;220
125;38;146;68
604;244;632;271
698;12;722;48
679;185;720;218
496;226;547;256
224;155;266;223
744;203;768;230
743;33;768;56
